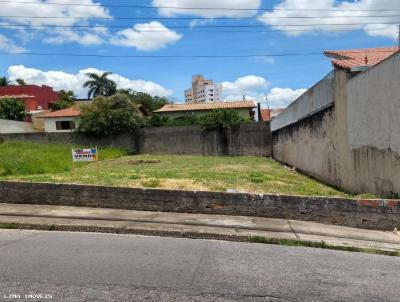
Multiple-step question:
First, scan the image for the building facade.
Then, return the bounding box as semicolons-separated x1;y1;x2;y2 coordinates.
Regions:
184;75;222;103
38;107;80;133
0;85;61;112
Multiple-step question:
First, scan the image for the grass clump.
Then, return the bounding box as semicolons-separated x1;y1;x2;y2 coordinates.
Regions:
0;141;127;176
249;236;400;257
141;178;161;188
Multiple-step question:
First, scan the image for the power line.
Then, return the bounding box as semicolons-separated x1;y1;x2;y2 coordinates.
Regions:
0;51;325;58
2;15;400;20
1;22;400;30
0;0;399;12
1;27;394;34
0;49;396;58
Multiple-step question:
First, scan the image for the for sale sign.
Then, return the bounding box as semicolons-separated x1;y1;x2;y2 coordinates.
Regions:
72;148;98;162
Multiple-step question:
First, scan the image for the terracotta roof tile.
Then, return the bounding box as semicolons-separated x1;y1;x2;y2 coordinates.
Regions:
38;107;80;118
324;47;399;70
260;108;285;122
154;101;256;113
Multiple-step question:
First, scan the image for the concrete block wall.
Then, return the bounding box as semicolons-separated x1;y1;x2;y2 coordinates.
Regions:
0;181;398;231
0;122;272;157
272;52;400;197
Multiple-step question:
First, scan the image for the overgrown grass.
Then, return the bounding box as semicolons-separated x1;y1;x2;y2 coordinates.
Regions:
0;142;128;176
0;150;362;197
249;236;400;257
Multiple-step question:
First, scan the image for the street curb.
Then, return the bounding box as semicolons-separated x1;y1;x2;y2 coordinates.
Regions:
1;220;399;257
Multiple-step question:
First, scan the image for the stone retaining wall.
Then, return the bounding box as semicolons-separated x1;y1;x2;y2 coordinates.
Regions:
0;181;398;231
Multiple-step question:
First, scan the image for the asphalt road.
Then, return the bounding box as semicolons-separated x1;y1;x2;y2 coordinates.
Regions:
0;230;399;302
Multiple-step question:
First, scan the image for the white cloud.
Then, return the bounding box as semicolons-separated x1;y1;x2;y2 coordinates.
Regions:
0;0;110;27
222;75;268;99
221;75;305;108
0;0;111;46
43;29;104;46
152;0;261;18
0;34;25;53
7;65;173;98
266;87;306;108
110;22;182;51
258;0;400;39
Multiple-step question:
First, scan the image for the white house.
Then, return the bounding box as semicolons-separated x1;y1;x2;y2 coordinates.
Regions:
38;107;80;132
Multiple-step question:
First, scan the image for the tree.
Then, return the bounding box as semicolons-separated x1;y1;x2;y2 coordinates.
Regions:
83;72;117;99
0;98;26;121
15;78;26;85
53;90;76;110
0;76;11;86
198;109;248;131
118;90;168;113
77;93;144;136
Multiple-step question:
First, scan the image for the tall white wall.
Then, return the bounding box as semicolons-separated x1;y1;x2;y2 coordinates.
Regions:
0;119;36;133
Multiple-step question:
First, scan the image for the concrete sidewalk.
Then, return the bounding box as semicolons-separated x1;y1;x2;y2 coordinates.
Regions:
0;203;399;252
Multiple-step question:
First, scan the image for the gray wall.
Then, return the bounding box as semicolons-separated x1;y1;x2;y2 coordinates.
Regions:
273;52;400;197
0;122;272;157
1;181;398;231
271;71;334;131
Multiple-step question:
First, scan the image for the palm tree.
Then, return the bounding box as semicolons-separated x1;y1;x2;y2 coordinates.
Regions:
83;72;117;99
0;76;11;86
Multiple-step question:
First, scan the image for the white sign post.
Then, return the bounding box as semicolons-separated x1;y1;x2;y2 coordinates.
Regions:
72;148;98;162
72;147;99;176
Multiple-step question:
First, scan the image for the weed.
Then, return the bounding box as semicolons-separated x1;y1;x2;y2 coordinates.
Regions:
141;178;161;188
249;236;400;257
0;222;18;229
249;172;265;183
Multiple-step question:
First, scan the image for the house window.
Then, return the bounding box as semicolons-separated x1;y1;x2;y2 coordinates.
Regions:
56;121;75;130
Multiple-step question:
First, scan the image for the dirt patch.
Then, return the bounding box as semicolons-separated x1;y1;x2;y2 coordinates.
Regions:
128;159;161;165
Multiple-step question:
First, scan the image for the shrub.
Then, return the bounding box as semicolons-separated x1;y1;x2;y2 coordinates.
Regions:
198;109;248;131
0;98;25;121
77;93;145;136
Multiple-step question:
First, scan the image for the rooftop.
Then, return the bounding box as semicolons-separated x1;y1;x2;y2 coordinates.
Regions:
260;108;285;122
324;47;399;70
38;107;80;118
154;101;256;113
0;94;35;99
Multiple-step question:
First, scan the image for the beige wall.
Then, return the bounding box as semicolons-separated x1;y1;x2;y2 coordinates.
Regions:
0;119;36;133
43;117;76;133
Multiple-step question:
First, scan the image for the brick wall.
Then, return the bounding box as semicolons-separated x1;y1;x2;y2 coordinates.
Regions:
0;181;398;231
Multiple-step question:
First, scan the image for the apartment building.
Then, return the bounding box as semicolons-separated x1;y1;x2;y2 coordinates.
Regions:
184;75;222;103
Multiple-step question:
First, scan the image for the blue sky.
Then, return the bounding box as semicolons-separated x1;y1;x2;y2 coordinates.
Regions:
0;0;398;107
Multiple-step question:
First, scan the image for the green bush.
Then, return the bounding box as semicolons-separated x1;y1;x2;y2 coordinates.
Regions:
77;93;145;136
149;109;249;130
198;109;248;131
0;98;25;121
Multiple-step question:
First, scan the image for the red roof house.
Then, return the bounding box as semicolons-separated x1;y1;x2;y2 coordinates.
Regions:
0;85;61;112
324;47;398;71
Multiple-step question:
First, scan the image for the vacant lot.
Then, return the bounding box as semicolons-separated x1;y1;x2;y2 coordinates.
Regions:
0;142;127;176
0;143;356;197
